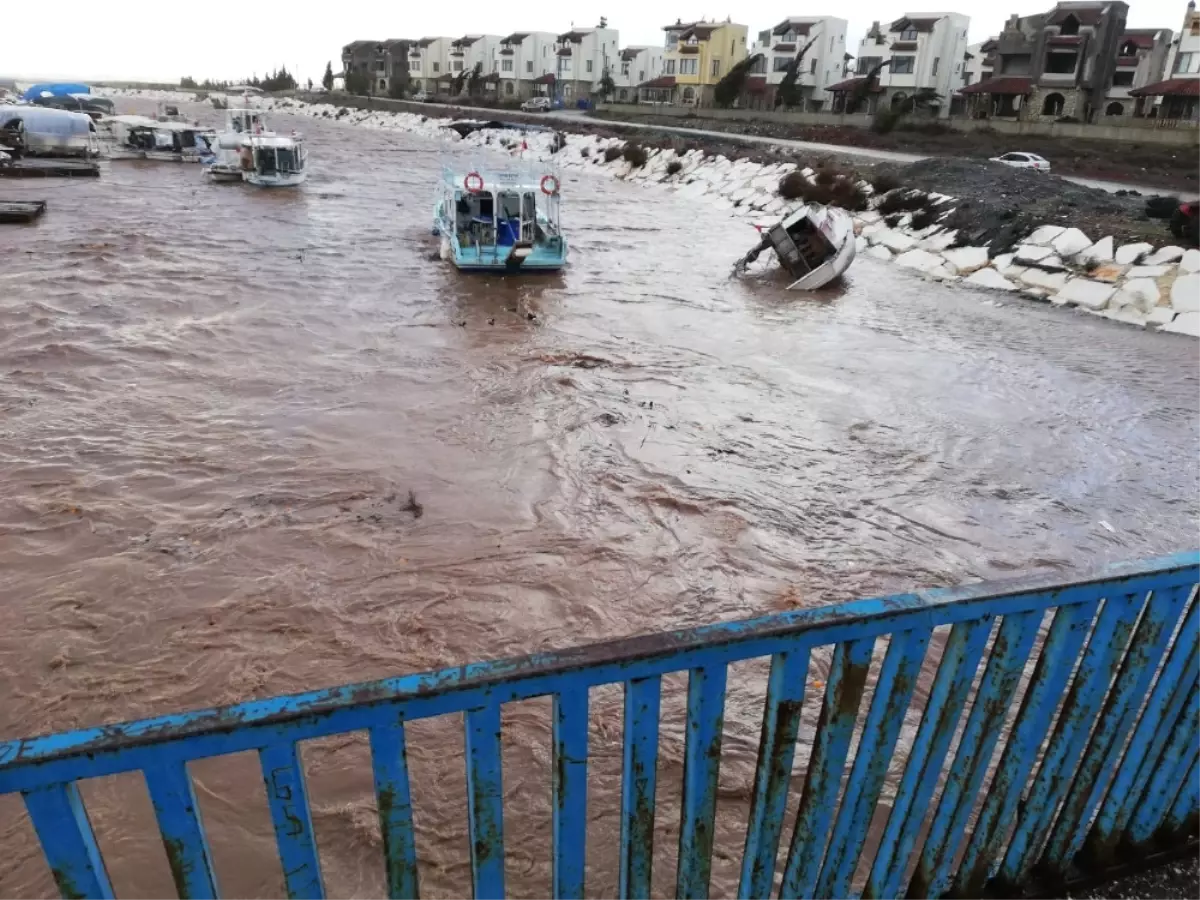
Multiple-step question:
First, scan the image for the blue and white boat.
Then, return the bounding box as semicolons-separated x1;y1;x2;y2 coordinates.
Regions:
433;162;567;273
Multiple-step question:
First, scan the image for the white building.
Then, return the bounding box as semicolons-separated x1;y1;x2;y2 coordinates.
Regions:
498;32;557;101
853;12;971;118
612;46;665;102
450;34;504;78
749;17;849;110
408;37;453;95
1145;0;1200;120
963;39;996;88
554;22;620;103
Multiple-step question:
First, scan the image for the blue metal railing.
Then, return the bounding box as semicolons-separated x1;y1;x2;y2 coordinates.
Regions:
1;552;1197;899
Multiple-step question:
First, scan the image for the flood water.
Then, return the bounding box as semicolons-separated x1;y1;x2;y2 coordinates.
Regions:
0;101;1197;898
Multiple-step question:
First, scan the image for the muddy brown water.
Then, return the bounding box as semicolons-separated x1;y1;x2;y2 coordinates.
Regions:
0;101;1197;898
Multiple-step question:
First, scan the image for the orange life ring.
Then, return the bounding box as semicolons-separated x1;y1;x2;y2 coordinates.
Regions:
540;174;560;196
464;171;484;194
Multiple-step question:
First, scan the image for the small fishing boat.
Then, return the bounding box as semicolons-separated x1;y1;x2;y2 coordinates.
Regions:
103;116;214;162
432;163;567;273
205;107;306;187
734;203;857;290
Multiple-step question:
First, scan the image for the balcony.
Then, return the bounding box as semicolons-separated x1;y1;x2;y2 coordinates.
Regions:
557;47;573;57
679;44;701;54
773;42;796;53
500;47;514;55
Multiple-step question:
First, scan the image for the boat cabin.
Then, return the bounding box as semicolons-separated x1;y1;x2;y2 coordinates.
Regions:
244;134;304;175
438;165;562;261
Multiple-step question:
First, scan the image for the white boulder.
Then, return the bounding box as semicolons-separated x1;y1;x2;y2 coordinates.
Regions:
992;253;1015;271
1027;225;1066;245
1077;236;1115;265
942;246;990;275
1180;249;1200;274
894;248;951;275
1115;242;1153;265
1103;306;1149;327
1144;246;1185;265
965;268;1018;291
1114;279;1163;313
1014;243;1055;263
920;229;960;252
874;229;919;253
856;235;869;253
1162;311;1200;337
1055;278;1115;311
1146;307;1177;327
1020;268;1070;292
1051;228;1092;257
856;210;882;225
1126;264;1172;279
1170;273;1200;313
866;244;894;261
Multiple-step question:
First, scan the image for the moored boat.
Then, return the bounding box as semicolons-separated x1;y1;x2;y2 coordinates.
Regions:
432;163;567;273
734;203;857;290
205;107;306;186
102;116;214;162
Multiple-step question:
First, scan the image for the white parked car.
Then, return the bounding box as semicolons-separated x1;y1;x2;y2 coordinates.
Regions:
521;96;552;112
412;90;432;103
990;151;1051;173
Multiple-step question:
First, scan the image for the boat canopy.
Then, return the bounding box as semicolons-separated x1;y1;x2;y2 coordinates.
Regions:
441;161;561;196
0;107;96;136
22;82;90;101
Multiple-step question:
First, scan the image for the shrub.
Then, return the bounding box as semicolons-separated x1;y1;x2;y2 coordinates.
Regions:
549;132;566;154
622;143;648;168
900;120;951;136
676;144;689;157
604;145;624;163
778;171;808;200
666;160;683;176
870;170;902;194
871;107;902;134
876;189;930;214
884;213;905;228
815;167;840;185
910;208;937;230
580;146;591;158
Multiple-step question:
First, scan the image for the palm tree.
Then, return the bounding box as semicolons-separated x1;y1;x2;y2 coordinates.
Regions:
774;37;818;110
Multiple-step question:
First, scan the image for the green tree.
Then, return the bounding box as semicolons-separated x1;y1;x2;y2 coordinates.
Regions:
180;76;197;88
322;61;334;91
846;58;890;114
466;62;483;97
345;70;370;96
775;37;817;110
712;53;762;108
598;67;615;101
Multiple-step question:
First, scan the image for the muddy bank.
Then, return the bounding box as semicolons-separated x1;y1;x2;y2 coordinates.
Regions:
587;108;1199;192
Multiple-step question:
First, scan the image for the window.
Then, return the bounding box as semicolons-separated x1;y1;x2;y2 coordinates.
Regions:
810;59;817;74
774;56;792;72
731;40;736;54
505;81;514;95
1175;52;1199;74
453;60;463;71
621;61;630;75
1058;14;1079;36
891;55;915;74
619;88;628;100
682;86;695;102
680;58;698;75
1045;51;1078;74
433;62;440;73
560;57;572;73
830;36;834;51
410;60;420;72
526;60;533;73
1041;92;1065;115
1192;16;1200;36
665;59;676;74
932;57;939;76
900;28;918;40
711;59;721;77
1119;41;1139;57
964;72;973;84
502;59;513;72
1112;70;1134;86
584;59;592;73
856;55;881;75
749;56;766;74
1105;101;1123;115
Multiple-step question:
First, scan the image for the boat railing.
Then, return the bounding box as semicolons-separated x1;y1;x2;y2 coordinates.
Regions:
2;552;1196;899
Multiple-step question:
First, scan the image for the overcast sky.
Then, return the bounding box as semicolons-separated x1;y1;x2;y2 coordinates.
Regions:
3;1;1191;84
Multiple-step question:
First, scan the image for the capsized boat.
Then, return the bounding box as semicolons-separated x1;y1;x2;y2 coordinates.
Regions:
205;107;306;186
734;203;856;290
432;162;567;273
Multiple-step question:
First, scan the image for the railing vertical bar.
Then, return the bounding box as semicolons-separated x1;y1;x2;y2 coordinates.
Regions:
906;608;1042;900
816;628;932;900
951;599;1099;897
1041;585;1193;870
676;664;729;900
144;762;220;899
259;741;325;900
368;724;420;900
464;703;506;900
1160;752;1199;835
22;782;115;900
1085;635;1199;859
995;589;1149;886
738;649;810;900
552;685;589;900
1125;681;1200;844
619;675;662;900
864;618;994;900
778;637;875;900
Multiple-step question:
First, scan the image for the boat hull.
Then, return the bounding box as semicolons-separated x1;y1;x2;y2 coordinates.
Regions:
244;171;306;188
433;201;567;273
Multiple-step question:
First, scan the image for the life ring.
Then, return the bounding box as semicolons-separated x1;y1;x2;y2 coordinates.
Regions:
464;171;484;194
540;174;560;196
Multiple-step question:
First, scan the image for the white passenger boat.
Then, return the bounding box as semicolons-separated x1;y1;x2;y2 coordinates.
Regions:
734;203;857;290
205;107;306;187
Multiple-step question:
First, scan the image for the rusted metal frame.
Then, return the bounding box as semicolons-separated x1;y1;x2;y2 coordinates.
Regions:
815;628;933;899
952;599;1100;897
1085;623;1199;859
619;675;661;900
864;619;994;900
676;664;729;900
906;609;1043;899
994;589;1155;886
737;649;810;900
21;781;114;900
258;741;325;899
1160;753;1199;835
1125;680;1200;844
552;685;589;900
779;637;876;899
464;704;505;900
368;723;419;900
1040;583;1194;871
6;556;1192;782
144;761;220;898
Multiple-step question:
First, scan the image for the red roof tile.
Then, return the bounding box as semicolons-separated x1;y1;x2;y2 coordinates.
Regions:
533;73;556;85
889;16;941;33
958;76;1033;95
639;75;677;89
826;76;884;93
1130;77;1200;97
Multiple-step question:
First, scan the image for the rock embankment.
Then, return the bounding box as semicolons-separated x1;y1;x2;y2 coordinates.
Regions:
224;97;1200;338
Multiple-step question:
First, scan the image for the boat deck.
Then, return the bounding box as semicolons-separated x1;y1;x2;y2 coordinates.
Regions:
0;200;47;223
